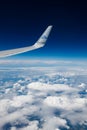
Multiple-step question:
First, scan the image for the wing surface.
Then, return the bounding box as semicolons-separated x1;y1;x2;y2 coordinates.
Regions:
0;25;52;57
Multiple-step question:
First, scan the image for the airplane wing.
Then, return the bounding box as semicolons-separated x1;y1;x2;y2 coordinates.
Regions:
0;25;53;57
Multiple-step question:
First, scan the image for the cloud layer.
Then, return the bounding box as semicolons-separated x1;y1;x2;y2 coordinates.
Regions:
0;65;87;130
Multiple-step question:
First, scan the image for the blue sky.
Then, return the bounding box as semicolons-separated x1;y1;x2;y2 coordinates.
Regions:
0;0;87;59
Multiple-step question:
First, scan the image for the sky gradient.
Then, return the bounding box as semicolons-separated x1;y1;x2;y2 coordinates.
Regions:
0;0;87;59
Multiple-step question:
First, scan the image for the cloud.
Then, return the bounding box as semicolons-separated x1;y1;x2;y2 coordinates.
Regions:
0;105;39;129
0;66;87;129
41;117;69;130
28;82;73;91
78;83;86;89
10;95;34;107
44;96;87;111
0;59;87;69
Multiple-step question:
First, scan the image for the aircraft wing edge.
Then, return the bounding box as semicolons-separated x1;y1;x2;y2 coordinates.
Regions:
0;25;53;57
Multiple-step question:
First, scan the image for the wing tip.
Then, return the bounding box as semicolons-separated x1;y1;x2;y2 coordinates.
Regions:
34;25;53;48
48;25;53;29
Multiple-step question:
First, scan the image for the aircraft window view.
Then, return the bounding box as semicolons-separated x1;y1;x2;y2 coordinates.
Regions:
0;0;87;130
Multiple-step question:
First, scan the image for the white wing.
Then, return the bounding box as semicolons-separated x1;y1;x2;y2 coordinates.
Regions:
0;25;52;57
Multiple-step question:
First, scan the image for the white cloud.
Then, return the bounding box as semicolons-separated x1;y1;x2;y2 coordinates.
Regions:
11;127;16;130
0;106;38;129
10;95;34;107
41;117;69;130
28;82;76;92
0;66;87;130
78;83;86;89
19;121;39;130
44;96;87;110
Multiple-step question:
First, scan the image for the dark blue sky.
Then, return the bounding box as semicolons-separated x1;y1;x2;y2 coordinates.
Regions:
0;0;87;59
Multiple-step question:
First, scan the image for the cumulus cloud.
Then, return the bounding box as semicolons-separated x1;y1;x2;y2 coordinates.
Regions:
78;83;86;89
44;96;87;110
28;82;73;91
0;66;87;130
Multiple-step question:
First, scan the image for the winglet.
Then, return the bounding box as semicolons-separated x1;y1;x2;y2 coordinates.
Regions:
34;25;53;48
0;25;53;58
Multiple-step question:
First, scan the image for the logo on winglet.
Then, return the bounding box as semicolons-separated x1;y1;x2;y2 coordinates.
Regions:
41;35;47;40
